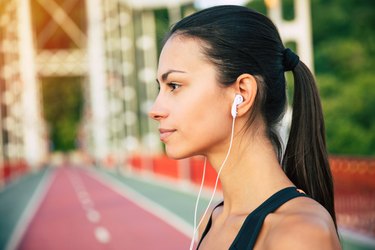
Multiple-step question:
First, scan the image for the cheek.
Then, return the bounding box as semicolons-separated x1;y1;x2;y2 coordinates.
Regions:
178;94;227;129
175;98;232;153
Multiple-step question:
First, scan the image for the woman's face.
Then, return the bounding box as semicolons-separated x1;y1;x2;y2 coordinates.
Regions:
149;35;234;159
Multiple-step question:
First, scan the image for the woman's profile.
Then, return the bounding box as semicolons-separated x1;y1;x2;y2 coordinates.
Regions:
149;5;341;250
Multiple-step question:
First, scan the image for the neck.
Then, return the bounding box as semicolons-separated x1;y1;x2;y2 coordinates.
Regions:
207;129;294;216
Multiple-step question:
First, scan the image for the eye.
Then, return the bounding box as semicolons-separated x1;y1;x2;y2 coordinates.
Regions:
167;82;181;92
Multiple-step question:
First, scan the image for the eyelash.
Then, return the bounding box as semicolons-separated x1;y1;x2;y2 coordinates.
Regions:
156;82;181;92
167;82;181;92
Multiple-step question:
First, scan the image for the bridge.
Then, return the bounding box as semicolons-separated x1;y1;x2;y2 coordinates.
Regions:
0;0;374;249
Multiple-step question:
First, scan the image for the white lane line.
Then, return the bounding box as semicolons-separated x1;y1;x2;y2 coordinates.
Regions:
86;208;101;223
80;196;93;206
81;200;95;212
95;226;111;244
68;173;95;209
77;190;89;199
5;169;57;250
86;168;193;239
68;171;111;244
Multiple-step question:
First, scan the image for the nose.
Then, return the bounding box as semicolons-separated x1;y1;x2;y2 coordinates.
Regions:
148;96;168;121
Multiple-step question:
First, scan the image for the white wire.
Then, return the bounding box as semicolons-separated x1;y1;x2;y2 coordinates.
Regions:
189;116;236;250
189;157;207;250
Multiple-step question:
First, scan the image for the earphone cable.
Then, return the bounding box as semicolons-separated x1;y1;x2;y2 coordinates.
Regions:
189;157;207;250
189;116;236;250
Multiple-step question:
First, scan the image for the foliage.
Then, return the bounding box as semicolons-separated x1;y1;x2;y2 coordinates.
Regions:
246;0;375;156
312;0;375;156
42;77;83;152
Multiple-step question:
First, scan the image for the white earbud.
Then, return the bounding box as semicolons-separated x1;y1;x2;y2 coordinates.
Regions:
231;94;243;118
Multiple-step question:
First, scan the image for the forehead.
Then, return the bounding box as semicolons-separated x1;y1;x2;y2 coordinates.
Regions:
158;35;210;75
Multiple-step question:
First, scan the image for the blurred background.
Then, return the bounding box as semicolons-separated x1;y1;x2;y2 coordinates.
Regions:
0;0;374;249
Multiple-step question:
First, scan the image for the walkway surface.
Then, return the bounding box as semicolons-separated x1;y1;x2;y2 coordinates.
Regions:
1;166;197;250
1;165;374;250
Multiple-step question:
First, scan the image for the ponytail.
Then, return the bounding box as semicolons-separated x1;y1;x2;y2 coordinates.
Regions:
282;61;337;227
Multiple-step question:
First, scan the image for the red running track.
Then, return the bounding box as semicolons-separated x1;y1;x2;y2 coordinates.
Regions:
18;167;190;250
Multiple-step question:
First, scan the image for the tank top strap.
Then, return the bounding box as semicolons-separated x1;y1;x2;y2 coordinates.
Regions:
231;186;307;250
197;201;224;249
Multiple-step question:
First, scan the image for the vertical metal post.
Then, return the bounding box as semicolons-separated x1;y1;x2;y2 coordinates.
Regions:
167;4;181;26
85;0;109;162
119;5;140;156
139;10;160;154
294;0;313;72
0;4;5;182
18;0;46;168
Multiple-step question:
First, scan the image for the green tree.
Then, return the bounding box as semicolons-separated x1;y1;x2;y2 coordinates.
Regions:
42;77;83;152
312;0;375;156
247;0;375;156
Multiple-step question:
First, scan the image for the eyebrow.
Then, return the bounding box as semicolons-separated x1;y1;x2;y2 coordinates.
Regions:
156;69;187;83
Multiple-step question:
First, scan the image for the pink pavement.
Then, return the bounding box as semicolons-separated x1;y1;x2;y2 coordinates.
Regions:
18;167;190;250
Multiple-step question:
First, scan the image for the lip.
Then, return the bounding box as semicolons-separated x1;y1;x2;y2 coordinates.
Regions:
159;128;177;141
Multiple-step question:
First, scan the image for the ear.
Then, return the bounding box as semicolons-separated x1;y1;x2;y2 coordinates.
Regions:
234;73;258;117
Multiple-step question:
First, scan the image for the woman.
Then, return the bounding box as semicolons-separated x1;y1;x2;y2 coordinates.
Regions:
149;5;341;250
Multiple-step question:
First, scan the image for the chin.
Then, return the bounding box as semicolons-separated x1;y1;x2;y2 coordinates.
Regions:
165;146;196;160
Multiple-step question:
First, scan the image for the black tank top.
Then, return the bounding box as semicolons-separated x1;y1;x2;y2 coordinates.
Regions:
197;186;307;250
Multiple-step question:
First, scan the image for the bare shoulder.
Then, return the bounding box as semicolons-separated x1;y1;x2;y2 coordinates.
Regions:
263;197;342;250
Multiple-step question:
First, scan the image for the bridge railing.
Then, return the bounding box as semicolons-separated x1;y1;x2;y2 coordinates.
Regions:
110;153;375;239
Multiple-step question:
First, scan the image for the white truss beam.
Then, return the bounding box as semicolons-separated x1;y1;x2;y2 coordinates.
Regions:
36;49;86;76
36;0;86;48
37;0;79;48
